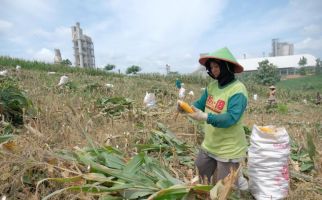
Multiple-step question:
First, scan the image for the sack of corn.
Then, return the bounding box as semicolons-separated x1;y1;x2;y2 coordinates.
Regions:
248;125;290;200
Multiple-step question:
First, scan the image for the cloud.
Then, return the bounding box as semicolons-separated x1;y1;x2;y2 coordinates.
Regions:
1;0;322;73
31;26;70;39
0;19;13;33
28;48;55;62
296;37;322;51
302;24;322;36
30;26;71;54
88;0;226;72
1;0;55;21
205;0;322;60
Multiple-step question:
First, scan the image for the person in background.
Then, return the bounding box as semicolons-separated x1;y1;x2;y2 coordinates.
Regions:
180;47;248;190
175;78;182;90
316;92;321;105
268;85;277;106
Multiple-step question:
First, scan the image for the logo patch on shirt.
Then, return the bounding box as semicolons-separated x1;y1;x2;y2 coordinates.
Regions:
206;95;226;113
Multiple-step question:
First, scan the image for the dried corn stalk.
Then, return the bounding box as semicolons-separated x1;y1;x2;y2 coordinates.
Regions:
210;166;241;200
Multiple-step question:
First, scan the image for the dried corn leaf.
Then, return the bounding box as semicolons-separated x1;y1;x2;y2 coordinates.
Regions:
210;180;225;200
210;166;241;200
2;140;17;152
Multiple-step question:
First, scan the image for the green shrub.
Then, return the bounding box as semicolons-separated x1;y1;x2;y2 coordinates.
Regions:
277;103;288;114
0;85;33;126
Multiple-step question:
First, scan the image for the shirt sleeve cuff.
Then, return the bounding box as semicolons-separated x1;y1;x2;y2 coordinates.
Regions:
206;113;216;125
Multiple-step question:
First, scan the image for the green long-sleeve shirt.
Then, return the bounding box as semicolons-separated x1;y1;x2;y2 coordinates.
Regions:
193;85;247;128
193;80;248;159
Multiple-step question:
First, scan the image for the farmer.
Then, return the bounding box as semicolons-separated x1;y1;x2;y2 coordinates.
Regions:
316;92;321;105
268;85;277;106
175;78;182;89
179;47;248;189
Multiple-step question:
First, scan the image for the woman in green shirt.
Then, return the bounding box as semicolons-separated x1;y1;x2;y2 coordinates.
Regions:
188;47;248;190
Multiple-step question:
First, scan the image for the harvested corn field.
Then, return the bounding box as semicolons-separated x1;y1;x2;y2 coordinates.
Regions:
0;61;322;200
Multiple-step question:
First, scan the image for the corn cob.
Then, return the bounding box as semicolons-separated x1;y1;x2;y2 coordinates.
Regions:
177;100;194;113
259;126;274;134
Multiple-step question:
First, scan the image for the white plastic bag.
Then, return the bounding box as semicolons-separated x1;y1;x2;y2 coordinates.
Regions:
0;70;8;76
143;92;156;108
105;83;114;88
178;87;185;99
58;75;69;86
253;94;258;101
188;90;194;96
248;125;290;200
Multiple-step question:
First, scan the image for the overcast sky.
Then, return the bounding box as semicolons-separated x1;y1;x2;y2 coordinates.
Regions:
1;0;322;73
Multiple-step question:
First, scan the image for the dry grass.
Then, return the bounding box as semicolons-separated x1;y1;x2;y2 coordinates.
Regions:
1;69;322;199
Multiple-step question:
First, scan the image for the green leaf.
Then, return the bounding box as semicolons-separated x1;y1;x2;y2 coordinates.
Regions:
0;134;14;143
121;189;154;199
156;180;174;189
99;194;123;200
316;187;322;194
190;185;213;192
82;173;113;183
307;133;316;160
68;184;136;193
122;152;145;174
149;184;190;200
56;150;78;161
39;176;82;184
298;152;311;162
136;144;168;152
43;184;136;200
77;154;156;186
300;162;314;172
100;151;125;169
290;153;299;161
149;184;212;200
22;175;33;185
144;162;182;185
103;145;123;155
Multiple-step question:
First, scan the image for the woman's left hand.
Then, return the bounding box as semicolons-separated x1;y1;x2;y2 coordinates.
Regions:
188;106;208;121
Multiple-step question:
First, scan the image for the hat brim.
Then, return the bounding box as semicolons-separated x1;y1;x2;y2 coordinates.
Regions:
199;56;244;73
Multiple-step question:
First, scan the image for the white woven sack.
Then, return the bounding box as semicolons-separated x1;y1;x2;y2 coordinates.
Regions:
248;125;290;200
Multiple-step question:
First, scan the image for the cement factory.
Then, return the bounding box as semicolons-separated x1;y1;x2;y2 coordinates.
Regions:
71;22;95;68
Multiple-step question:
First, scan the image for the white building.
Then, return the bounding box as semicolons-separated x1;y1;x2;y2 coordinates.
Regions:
54;49;62;64
71;22;95;68
193;54;317;76
238;54;316;75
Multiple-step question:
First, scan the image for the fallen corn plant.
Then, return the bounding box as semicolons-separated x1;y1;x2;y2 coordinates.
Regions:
95;97;133;118
0;121;15;134
0;83;33;126
0;134;14;143
38;146;213;199
290;140;315;172
136;123;196;167
210;166;241;200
